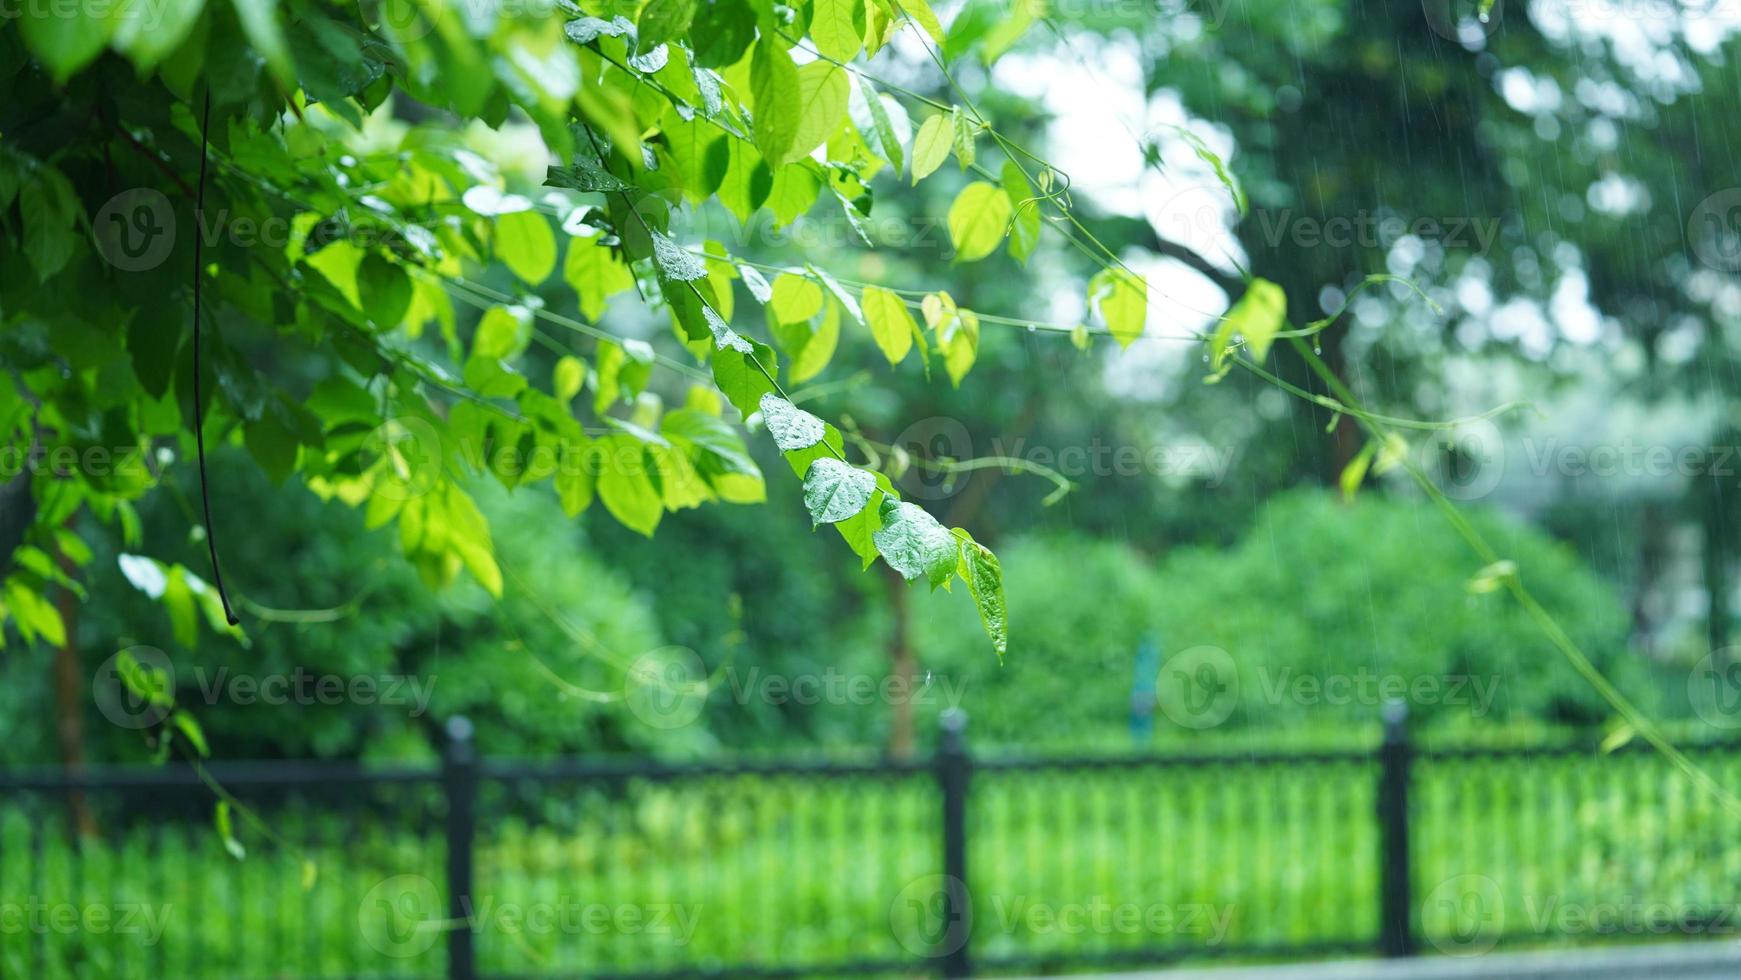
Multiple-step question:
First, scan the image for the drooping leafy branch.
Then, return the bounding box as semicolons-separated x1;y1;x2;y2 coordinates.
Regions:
3;0;1085;664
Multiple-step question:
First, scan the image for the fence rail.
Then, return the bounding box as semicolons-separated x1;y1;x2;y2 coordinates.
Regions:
3;709;1740;979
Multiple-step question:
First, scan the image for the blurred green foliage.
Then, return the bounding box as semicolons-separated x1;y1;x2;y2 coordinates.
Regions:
915;488;1670;749
0;452;706;765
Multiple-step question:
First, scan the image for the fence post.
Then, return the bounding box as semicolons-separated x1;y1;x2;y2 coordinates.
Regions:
1376;701;1415;958
443;716;478;980
937;709;972;979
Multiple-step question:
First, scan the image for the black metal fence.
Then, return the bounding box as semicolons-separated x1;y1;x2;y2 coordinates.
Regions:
4;709;1741;979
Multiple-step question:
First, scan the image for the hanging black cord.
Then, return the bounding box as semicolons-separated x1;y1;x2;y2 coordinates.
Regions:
191;87;239;626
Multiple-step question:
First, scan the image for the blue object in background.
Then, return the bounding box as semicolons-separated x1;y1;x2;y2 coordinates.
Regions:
1130;633;1159;743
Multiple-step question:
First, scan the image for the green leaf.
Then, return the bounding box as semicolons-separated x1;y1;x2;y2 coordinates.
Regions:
358;253;412;328
811;0;863;60
751;39;801;165
596;434;664;535
803;457;876;525
244;410;298;484
652;231;707;281
216;802;247;861
554;356;587;404
663;408;764;502
1174;125;1247;216
3;580;65;647
555;439;596;516
950;107;977;170
127;303;183;399
564;232;635;320
173;711;211;758
496;211;557;285
853;77;907;176
593;339;654;413
113;0;206;70
862;287;917;366
980;0;1037;65
19;170;78;282
710;339;778;417
923;292;978;387
1468;560;1518;595
768;161;822;225
112;644;174;709
786;298;840;383
691;0;756;66
810;264;864;327
661;117;725;201
20;0;114;82
911;114;952;184
873;498;958;588
1340;440;1376;503
954;528;1007;660
704;306;753;353
1089;267;1147;349
789;63;850;166
442;485;503;597
636;0;697;52
716;137;774;222
893;0;945;44
759;393;826;451
768;273;825;325
1209;277;1286;370
1001;161;1042;263
231;0;296;89
834;487;885;569
464;357;527;399
947;181;1012;263
564;15;631;44
472;305;530;361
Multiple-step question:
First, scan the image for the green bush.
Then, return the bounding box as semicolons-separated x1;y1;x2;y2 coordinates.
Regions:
915;487;1666;749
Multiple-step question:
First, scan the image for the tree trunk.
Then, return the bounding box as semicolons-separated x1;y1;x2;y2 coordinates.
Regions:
884;564;917;760
54;542;98;838
1703;477;1731;656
